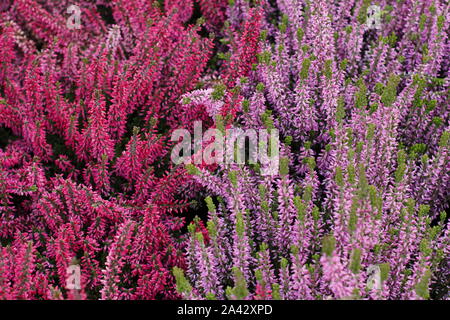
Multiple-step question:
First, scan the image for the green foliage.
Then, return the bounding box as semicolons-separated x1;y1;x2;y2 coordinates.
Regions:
272;284;281;300
395;150;407;183
357;0;371;24
437;15;445;32
297;28;304;43
379;263;390;282
261;110;275;130
228;170;238;188
294;196;306;222
256;82;265;92
300;58;311;80
228;267;249;299
354;81;368;109
236;211;245;238
381;74;400;106
439;131;449;147
336;97;345;122
212;83;227;100
242;99;249;113
335;167;344;187
205;196;216;213
302;185;313;203
207;220;217;238
186;164;201;176
279;157;290;177
349;198;358;232
415;269;431;299
324;59;333;79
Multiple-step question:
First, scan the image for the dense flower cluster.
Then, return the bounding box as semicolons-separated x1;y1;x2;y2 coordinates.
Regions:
0;0;215;299
0;0;448;300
